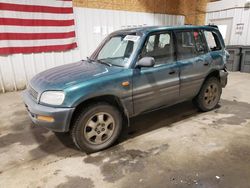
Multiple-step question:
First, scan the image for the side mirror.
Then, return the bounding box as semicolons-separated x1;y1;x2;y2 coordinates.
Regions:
136;57;155;68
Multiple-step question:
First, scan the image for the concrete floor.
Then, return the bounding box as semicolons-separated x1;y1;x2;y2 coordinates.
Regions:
0;72;250;188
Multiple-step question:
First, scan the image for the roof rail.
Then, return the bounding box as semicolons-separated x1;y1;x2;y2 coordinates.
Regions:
206;24;218;28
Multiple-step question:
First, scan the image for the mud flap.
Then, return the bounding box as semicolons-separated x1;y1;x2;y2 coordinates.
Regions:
220;70;228;88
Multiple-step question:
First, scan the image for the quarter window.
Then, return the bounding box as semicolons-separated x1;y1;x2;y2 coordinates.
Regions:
204;31;222;51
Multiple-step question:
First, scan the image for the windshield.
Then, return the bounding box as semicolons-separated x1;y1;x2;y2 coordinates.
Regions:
96;34;141;67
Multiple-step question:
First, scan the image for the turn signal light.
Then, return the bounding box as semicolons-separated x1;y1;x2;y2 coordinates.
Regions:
37;115;55;122
122;81;130;86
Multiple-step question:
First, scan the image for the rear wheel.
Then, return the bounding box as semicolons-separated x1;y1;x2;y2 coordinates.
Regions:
71;103;122;153
194;77;222;112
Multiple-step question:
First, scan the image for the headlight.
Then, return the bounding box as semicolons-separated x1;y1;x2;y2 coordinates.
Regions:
40;91;65;105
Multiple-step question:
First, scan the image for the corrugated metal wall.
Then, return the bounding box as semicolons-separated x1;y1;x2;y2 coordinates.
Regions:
206;5;250;46
74;7;185;59
73;0;208;25
0;7;184;93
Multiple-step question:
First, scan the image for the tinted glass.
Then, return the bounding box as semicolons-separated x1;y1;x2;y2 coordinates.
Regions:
176;30;206;60
141;32;175;65
204;31;222;51
194;31;206;54
97;35;140;67
146;35;155;52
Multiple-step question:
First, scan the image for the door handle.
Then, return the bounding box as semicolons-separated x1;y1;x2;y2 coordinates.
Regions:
169;70;176;75
204;62;209;66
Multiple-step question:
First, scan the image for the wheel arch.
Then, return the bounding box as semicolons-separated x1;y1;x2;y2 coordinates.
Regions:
195;69;220;97
69;95;129;131
205;69;220;81
194;70;222;112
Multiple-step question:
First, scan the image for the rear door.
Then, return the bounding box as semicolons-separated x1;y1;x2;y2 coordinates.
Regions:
132;31;180;115
175;29;210;99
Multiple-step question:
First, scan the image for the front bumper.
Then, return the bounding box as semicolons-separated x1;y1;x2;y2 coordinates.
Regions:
22;90;74;132
220;69;228;88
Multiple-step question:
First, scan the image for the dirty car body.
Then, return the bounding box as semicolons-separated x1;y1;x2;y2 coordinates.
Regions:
23;25;228;152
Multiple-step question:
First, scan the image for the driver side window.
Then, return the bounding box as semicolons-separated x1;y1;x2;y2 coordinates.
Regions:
141;32;175;65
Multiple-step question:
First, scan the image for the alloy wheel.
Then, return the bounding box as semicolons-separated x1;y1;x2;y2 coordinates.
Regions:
84;112;115;145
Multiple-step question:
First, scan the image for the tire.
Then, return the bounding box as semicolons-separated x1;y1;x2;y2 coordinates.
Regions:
194;77;222;112
70;102;122;153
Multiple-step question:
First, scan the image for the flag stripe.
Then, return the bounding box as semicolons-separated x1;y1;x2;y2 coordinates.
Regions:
0;2;73;14
0;10;74;20
0;0;77;54
0;25;75;33
0;32;76;40
0;43;77;54
0;0;72;7
0;38;76;47
0;18;75;26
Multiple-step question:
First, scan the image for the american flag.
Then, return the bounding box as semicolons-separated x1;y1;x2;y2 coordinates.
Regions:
0;0;77;54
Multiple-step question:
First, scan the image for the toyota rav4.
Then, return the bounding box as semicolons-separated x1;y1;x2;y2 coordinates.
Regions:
23;25;229;152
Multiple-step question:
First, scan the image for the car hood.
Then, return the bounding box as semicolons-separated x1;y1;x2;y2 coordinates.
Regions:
30;60;123;92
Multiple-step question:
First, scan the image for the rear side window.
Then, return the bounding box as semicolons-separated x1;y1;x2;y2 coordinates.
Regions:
204;31;222;51
176;30;206;60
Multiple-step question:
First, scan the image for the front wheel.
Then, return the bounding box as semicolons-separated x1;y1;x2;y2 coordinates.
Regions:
70;103;122;153
194;77;222;112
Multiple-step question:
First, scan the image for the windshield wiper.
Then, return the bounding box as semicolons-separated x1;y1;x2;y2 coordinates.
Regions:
86;57;94;63
87;57;112;67
96;59;112;67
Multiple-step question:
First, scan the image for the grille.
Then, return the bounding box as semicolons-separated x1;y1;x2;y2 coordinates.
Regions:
28;85;38;100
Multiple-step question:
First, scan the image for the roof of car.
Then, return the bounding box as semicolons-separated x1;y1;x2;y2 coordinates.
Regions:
112;25;218;35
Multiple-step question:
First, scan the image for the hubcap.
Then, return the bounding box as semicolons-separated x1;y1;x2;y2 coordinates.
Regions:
204;83;219;107
84;112;115;145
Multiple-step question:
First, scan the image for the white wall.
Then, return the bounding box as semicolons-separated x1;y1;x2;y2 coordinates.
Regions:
74;8;184;59
0;7;184;93
207;0;248;12
206;0;250;46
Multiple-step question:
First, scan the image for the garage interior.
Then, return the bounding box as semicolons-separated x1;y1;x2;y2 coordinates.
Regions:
1;0;250;187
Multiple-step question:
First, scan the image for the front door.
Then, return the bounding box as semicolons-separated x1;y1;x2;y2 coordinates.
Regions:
132;31;180;115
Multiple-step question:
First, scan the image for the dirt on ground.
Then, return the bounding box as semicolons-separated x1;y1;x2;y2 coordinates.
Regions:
0;72;250;188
